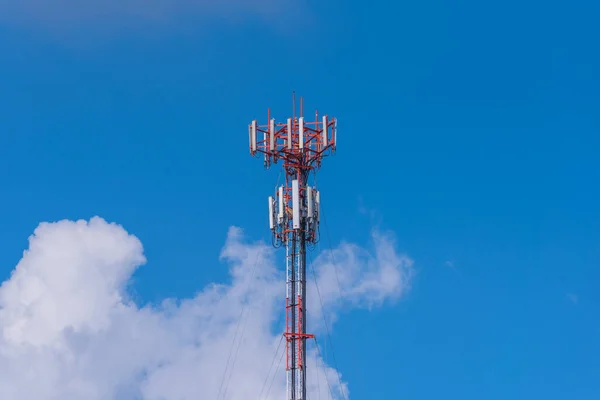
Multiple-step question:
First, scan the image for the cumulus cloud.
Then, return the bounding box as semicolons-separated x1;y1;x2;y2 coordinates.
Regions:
0;217;413;400
307;230;413;329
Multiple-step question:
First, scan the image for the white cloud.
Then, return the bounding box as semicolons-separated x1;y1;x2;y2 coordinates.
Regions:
307;230;413;329
0;217;413;400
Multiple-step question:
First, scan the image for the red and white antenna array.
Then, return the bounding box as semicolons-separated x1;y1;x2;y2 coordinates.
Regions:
248;95;337;400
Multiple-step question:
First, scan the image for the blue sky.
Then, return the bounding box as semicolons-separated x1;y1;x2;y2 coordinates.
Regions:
0;0;599;399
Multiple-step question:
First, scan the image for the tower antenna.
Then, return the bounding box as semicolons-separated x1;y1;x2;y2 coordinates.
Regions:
248;96;337;400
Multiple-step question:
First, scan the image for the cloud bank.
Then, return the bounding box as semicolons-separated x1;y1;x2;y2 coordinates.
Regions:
0;217;413;400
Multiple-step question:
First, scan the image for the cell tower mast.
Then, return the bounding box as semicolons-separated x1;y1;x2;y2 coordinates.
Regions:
248;95;337;400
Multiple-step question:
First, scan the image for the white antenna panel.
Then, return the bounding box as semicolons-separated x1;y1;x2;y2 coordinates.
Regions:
264;130;268;164
278;186;284;223
333;119;337;149
251;120;257;153
248;125;252;154
316;190;320;222
292;180;300;229
322;116;328;148
299;117;304;149
307;186;313;218
287;118;292;150
268;196;275;229
269;119;275;151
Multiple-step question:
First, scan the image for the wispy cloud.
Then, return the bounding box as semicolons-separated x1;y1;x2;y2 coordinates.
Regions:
566;292;578;305
0;0;300;32
0;217;413;399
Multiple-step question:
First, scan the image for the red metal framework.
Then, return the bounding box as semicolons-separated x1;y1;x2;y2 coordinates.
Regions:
248;95;337;400
248;97;337;171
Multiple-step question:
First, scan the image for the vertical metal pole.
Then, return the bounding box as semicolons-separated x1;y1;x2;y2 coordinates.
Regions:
298;170;308;400
290;231;297;400
299;229;307;400
286;242;291;400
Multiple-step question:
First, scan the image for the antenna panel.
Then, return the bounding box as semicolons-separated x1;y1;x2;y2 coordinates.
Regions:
333;119;337;149
307;186;313;219
264;130;268;164
278;186;284;223
268;196;275;229
251;120;257;153
269;119;275;151
299;117;304;149
316;190;320;222
248;125;252;154
292;180;300;229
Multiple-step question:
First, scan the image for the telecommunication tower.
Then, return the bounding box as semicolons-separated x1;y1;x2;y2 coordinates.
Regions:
248;95;337;400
